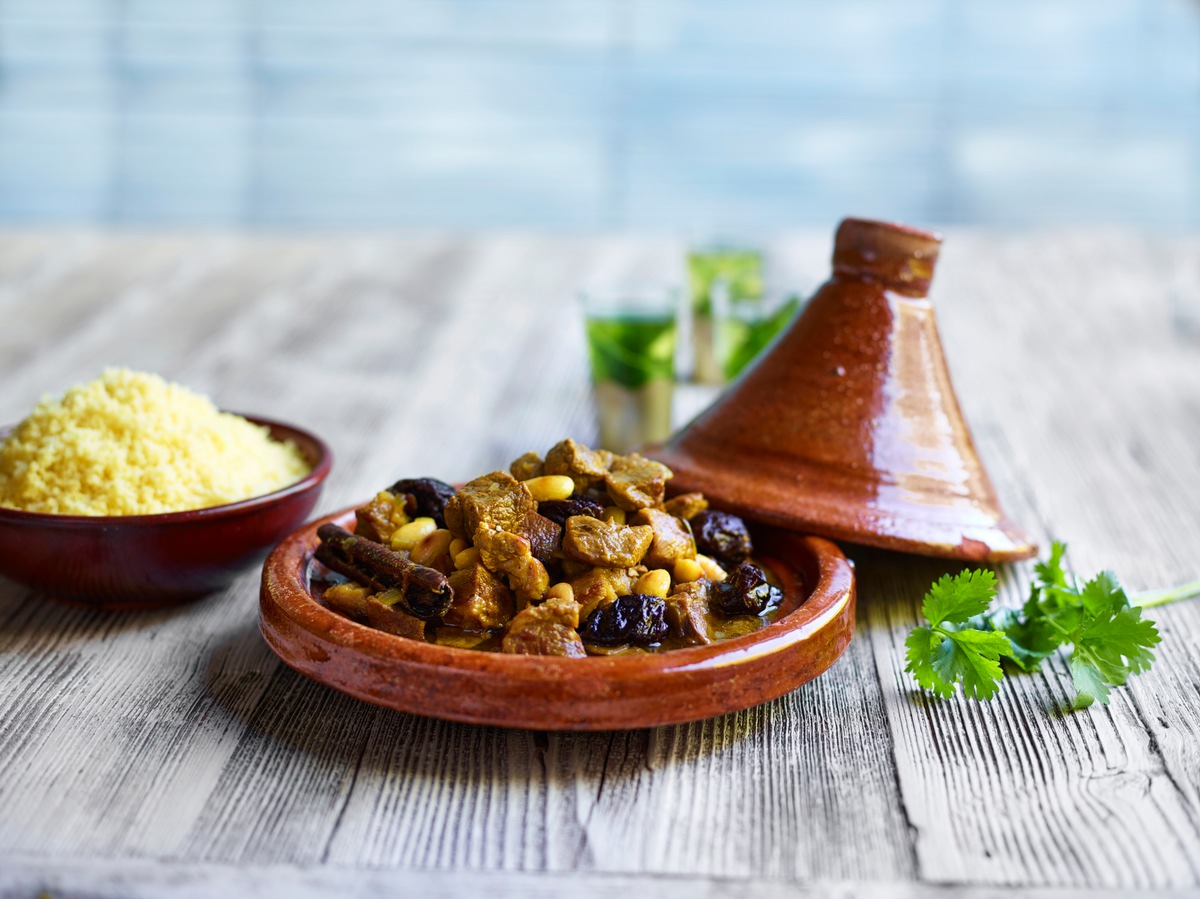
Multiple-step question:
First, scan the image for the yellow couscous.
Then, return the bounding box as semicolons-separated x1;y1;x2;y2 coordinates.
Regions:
0;368;311;516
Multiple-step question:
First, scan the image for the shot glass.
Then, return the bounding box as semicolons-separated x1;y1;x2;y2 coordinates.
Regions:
711;279;803;381
580;285;680;453
686;242;765;384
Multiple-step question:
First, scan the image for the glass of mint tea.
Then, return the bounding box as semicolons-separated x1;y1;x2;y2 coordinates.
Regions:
711;278;803;381
580;286;680;453
686;243;764;384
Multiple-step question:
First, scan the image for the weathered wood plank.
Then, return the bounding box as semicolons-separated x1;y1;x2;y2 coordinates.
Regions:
0;231;1198;894
6;856;1187;899
0;233;908;881
850;231;1200;887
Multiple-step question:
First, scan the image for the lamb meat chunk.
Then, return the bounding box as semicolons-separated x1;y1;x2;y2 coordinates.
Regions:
477;529;550;603
543;438;611;493
509;451;544;482
364;595;427;640
562;515;653;568
665;580;713;645
501;622;584;657
501;595;586;657
519;509;562;565
632;507;696;568
664;492;709;521
560;557;592;578
354;491;406;544
443;471;535;542
445;563;516;631
569;566;637;620
605;453;672;511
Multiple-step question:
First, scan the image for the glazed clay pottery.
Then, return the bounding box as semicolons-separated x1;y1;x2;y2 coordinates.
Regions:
651;218;1036;563
260;508;855;731
0;417;332;610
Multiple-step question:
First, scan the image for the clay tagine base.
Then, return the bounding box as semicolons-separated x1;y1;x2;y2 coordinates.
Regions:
260;508;856;731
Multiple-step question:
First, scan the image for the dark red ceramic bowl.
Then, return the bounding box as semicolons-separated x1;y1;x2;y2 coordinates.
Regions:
0;416;331;611
260;508;856;731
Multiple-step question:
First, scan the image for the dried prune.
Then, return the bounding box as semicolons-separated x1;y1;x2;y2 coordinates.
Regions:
389;477;457;528
713;561;782;617
536;495;605;527
691;510;753;568
579;593;669;647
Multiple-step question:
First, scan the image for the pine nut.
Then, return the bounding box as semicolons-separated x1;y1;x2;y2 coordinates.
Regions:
525;475;576;502
634;569;671;597
673;558;704;583
602;505;626;525
411;528;454;567
454;546;482;569
391;517;437;551
696;554;728;583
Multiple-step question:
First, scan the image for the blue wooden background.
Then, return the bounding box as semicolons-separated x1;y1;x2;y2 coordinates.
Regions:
1;0;1198;229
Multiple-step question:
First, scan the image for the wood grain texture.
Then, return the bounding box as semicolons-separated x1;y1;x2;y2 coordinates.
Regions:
0;230;1197;897
10;855;1195;899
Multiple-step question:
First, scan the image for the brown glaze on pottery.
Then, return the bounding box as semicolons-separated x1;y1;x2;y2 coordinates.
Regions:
651;218;1036;563
0;417;331;610
260;508;855;731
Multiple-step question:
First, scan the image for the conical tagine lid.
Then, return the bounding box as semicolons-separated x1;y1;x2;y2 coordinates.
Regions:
651;218;1036;563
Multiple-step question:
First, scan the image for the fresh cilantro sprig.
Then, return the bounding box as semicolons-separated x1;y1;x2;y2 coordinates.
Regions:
905;569;1012;700
905;542;1196;709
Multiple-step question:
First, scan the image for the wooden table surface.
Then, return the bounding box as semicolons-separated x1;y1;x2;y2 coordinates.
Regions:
1;231;1198;898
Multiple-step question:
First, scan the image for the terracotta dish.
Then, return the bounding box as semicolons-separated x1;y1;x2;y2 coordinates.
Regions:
651;217;1036;563
260;508;855;731
0;417;331;610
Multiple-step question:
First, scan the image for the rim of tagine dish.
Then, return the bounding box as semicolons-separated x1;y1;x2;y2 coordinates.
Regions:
259;507;856;731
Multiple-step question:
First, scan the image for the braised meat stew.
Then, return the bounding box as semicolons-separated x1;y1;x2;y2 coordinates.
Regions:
313;439;793;657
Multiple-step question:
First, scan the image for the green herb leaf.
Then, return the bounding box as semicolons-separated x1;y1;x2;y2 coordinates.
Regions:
907;541;1171;710
584;315;676;390
1068;654;1109;709
1034;540;1069;592
932;628;1013;701
923;569;999;626
904;570;1011;701
1078;569;1122;615
905;626;954;699
1065;572;1160;707
972;607;1058;673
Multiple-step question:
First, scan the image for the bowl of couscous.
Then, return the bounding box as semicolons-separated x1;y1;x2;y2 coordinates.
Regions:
0;369;331;609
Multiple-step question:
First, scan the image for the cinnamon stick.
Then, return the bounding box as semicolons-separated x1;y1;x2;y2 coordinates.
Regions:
315;523;453;619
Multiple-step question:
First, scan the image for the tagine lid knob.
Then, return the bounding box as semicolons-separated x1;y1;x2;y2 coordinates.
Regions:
833;217;941;297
